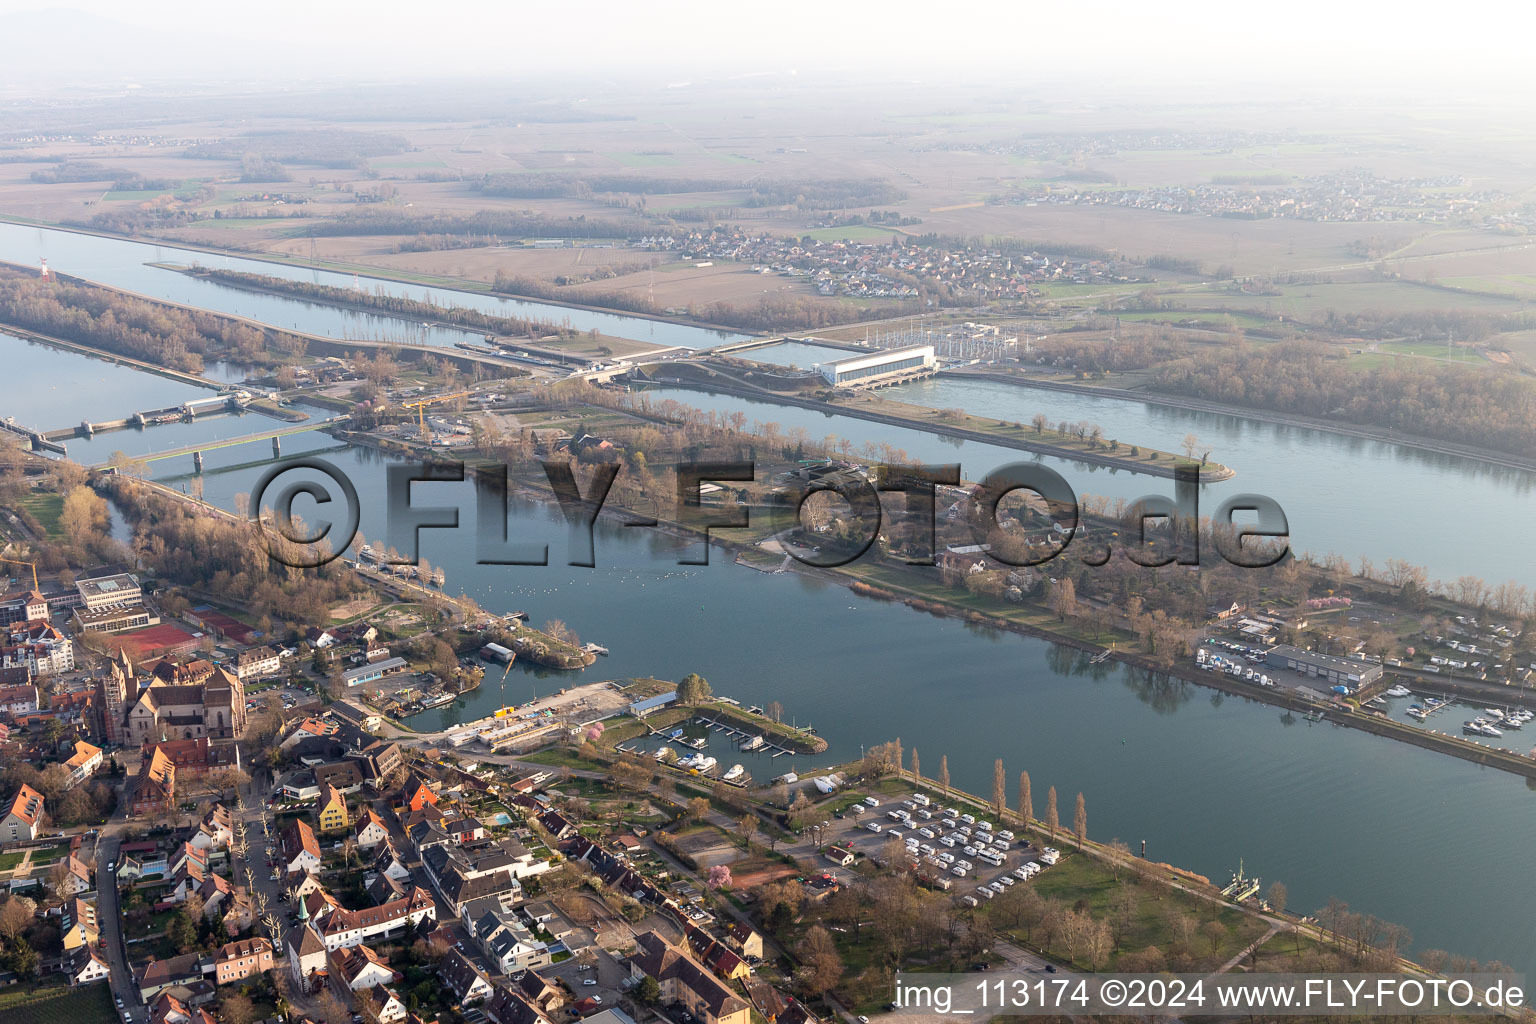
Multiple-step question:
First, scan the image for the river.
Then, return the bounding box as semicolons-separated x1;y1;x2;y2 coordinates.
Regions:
0;221;752;350
635;378;1536;590
8;229;1536;973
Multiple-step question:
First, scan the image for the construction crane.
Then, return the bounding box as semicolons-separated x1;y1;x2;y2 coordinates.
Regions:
0;557;39;591
403;391;472;439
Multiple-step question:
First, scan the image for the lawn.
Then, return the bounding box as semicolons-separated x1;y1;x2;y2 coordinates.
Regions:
0;980;116;1024
16;491;64;537
0;850;27;871
803;225;903;243
520;746;602;770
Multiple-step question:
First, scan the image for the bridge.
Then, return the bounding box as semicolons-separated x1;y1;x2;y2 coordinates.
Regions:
91;419;344;472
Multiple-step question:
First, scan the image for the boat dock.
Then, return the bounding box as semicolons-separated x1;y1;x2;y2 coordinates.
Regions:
695;715;798;757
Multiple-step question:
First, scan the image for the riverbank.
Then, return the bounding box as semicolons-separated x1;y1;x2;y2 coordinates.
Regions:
954;367;1536;475
0;263;526;380
645;368;1235;481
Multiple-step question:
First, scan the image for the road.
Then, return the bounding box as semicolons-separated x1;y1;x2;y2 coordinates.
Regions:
90;778;146;1018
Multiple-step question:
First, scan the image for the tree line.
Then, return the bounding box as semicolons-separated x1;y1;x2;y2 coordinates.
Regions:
1152;339;1536;457
0;272;307;371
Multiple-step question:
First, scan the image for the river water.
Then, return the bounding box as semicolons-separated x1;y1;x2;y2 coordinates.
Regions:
0;222;751;350
7;226;1536;972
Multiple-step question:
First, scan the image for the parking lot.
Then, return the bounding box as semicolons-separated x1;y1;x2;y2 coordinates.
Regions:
541;946;628;1009
802;792;1062;906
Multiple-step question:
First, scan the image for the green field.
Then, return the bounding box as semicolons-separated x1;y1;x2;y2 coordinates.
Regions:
16;491;64;537
0;981;115;1024
0;849;27;871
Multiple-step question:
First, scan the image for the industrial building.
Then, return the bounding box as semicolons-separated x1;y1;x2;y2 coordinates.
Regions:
1265;645;1383;688
814;345;935;387
629;691;678;717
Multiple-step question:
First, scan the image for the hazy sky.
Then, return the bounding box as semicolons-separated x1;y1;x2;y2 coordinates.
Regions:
2;0;1534;92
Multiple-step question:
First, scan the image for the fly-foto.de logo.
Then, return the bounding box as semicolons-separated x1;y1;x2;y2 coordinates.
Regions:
249;457;1290;571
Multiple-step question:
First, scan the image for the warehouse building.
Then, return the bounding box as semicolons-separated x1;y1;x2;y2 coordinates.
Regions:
629;691;678;718
814;345;935;387
1265;645;1382;688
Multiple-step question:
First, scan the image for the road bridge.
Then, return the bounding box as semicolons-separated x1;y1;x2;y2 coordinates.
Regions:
91;418;343;471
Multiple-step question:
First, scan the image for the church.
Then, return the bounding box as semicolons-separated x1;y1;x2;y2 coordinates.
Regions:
98;649;248;744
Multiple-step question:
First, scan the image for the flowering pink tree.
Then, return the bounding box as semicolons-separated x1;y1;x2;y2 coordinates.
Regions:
707;864;733;890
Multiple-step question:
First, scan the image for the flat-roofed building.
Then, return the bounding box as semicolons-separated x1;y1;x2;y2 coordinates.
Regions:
74;603;160;635
76;573;143;611
1265;644;1383;688
814;345;934;388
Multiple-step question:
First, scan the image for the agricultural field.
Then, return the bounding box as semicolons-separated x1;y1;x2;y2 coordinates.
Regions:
0;982;115;1024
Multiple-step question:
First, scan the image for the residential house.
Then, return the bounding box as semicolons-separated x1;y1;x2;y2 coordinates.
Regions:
198;874;233;920
59;854;93;897
328;943;396;992
443;817;486;844
371;989;408;1024
372;840;412;884
280;819;322;877
722;920;763;959
69;945;111;986
62;896;99;951
234;646;281;682
352;739;403;786
354;809;389;850
213;937;274;985
131;747;176;816
286;922;329;993
366;872;406;905
485;986;554;1024
313;760;365;795
400;775;438;812
312;887;436;951
317;783;349;834
477;913;553;975
628;931;751;1024
0;681;39;715
513;970;565;1015
62;739;103;787
406;818;451;855
147;991;215;1024
191;804;233;853
2;782;46;840
167;843;208;902
682;921;750;982
330;699;383;731
134;953;204;1002
439;948;494;1005
280;718;341;751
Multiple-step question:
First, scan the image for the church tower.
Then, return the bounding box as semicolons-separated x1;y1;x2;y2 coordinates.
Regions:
98;647;137;745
